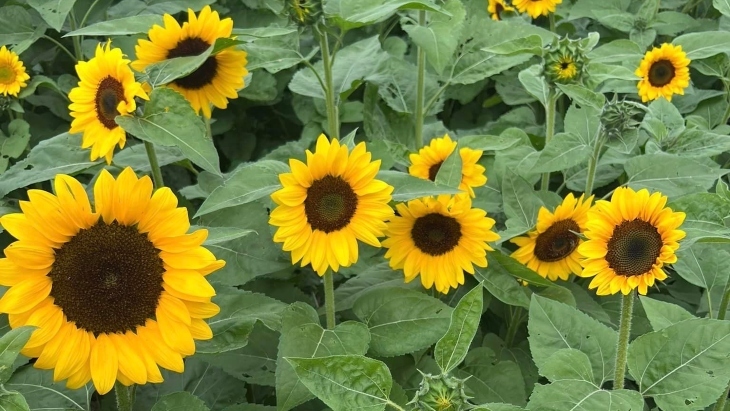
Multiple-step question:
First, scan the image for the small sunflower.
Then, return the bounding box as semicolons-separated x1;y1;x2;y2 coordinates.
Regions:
512;0;562;18
510;193;593;282
577;187;685;296
132;5;248;118
0;167;224;394
69;42;148;164
635;43;690;103
269;134;394;276
0;46;29;97
409;134;486;198
488;0;515;20
550;55;578;81
383;195;500;294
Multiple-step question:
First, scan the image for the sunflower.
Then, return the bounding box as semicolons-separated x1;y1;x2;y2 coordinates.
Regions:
0;167;224;394
510;193;593;282
269;134;394;276
0;46;29;97
577;187;685;296
409;134;486;198
132;5;248;118
635;43;690;103
68;42;148;164
383;195;500;294
550;55;578;81
512;0;562;18
488;0;515;20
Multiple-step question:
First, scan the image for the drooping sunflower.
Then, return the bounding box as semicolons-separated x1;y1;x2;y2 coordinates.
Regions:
577;187;685;296
132;5;248;118
0;167;224;394
269;134;394;276
0;46;29;97
512;0;562;18
383;195;500;294
635;43;690;103
510;193;593;282
409;134;486;198
69;42;148;164
488;0;515;20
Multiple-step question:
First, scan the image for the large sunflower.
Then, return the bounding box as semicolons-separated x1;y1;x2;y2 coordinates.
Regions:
512;0;562;18
132;5;248;118
488;0;515;20
269;134;394;275
635;43;690;103
0;167;224;394
510;193;593;281
69;42;148;164
409;134;486;198
577;187;685;295
383;195;500;294
0;46;29;97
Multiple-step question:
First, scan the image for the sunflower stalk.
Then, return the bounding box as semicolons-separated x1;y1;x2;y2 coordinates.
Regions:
504;307;524;348
323;269;336;329
144;141;165;188
584;131;606;197
114;382;135;411
540;92;558;191
413;10;427;150
317;25;340;140
613;291;634;390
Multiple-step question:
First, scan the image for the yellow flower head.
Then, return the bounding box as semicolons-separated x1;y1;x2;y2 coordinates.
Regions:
550;55;578;81
488;0;515;20
68;42;149;164
269;134;394;276
512;0;562;18
409;134;487;198
0;46;29;97
510;193;593;282
383;195;500;294
635;43;690;103
577;187;686;296
132;5;248;118
0;167;224;394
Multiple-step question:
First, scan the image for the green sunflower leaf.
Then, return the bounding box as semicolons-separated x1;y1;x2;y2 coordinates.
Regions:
27;0;77;32
673;243;730;317
674;31;730;60
458;347;527;406
6;366;93;410
63;15;163;37
525;380;644;411
434;285;484;373
639;296;695;332
324;0;449;31
0;326;35;384
151;392;210;411
402;0;466;75
0;391;29;411
376;170;463;201
434;145;463;189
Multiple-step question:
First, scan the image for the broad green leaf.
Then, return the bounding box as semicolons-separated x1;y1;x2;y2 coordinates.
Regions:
116;88;221;175
277;303;371;411
481;35;544;57
27;0;76;32
540;349;594;383
639;296;695;331
475;262;531;309
112;143;187;174
0;391;29;411
715;0;730;17
285;355;392;411
194;160;288;217
140;40;233;87
674;243;730;317
458;134;522;151
201;226;256;245
17;75;62;99
643;98;684;140
460;347;527;406
0;119;31;174
556;84;605;110
0;326;35;384
530;132;591;173
565;103;602;144
434;146;463;189
669;193;730;244
243;29;308;74
587;40;643;64
151;392;209;411
489;251;558;288
324;0;447;30
625;153;729;199
664;129;730;158
585;62;638;83
518;65;549;105
674;31;730;60
0;6;46;47
353;287;452;357
472;405;525;411
434;285;483;373
64;15;163;36
7;366;92;410
501;169;543;231
402;0;465;75
528;294;617;385
526;380;644;411
377;170;462;201
627;318;730;411
334;262;422;312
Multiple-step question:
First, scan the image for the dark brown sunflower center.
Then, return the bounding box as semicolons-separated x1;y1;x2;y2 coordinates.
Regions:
95;76;125;130
560;61;571;70
167;37;218;90
48;221;164;334
411;213;462;256
534;219;580;262
495;3;504;15
648;60;675;87
428;162;443;181
304;175;358;233
605;219;663;277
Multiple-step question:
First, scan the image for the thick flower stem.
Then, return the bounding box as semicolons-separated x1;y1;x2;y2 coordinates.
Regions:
504;307;524;348
144;141;165;188
413;10;427;150
613;291;635;390
714;290;730;411
584;132;606;196
318;27;340;140
114;382;134;411
540;93;558;191
323;269;336;329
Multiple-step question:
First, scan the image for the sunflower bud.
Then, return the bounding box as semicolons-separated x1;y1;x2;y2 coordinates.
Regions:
288;0;322;26
543;36;589;85
409;372;472;411
600;95;645;140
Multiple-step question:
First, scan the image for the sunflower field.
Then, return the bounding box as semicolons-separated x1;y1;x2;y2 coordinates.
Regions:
0;0;729;410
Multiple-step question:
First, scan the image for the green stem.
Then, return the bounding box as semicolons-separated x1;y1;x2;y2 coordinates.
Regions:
540;92;558;191
144;141;165;188
80;0;101;28
504;307;524;348
549;13;556;32
323;269;336;329
318;27;339;140
386;401;407;411
413;10;427;149
613;291;635;390
719;289;730;321
584;132;606;197
68;13;83;61
43;36;77;62
714;381;730;411
114;382;134;411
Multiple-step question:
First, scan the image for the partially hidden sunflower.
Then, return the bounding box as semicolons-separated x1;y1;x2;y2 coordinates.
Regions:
132;5;248;118
409;134;486;198
510;193;593;282
269;134;394;275
69;42;148;164
549;55;579;81
577;187;685;295
635;43;690;103
512;0;562;18
383;195;500;294
0;46;29;97
488;0;515;20
0;167;224;394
